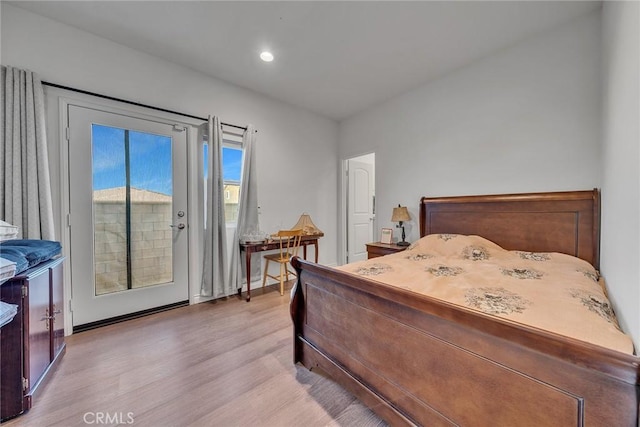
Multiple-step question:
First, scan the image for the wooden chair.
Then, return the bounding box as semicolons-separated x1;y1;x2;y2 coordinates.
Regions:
262;229;303;296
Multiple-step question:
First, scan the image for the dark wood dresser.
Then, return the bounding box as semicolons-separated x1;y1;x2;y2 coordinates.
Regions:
0;257;65;422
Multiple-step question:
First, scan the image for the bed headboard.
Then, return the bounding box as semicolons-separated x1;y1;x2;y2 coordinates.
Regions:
420;189;600;268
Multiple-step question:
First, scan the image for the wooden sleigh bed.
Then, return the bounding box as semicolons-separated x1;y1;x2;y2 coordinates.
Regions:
290;189;639;426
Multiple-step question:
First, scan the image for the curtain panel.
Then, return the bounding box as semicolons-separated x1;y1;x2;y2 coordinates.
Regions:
229;125;259;292
201;116;229;297
0;65;55;240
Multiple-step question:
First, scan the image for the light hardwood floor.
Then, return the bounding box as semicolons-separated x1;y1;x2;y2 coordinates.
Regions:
4;283;387;427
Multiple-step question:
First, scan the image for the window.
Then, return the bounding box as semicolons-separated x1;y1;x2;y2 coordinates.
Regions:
203;139;244;224
92;124;174;294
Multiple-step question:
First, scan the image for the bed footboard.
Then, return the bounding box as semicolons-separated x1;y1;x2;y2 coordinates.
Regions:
290;257;640;427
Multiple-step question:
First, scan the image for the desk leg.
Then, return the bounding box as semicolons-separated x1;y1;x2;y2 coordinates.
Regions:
301;242;319;262
245;250;252;302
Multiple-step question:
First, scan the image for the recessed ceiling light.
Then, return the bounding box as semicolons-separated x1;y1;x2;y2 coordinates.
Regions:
260;51;274;62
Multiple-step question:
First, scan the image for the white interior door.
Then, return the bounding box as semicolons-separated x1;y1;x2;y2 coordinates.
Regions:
347;159;375;262
68;105;189;327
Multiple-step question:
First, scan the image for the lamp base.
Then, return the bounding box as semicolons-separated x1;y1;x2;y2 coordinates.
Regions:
396;241;410;247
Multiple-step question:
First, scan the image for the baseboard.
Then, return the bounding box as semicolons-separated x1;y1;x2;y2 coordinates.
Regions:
73;300;189;333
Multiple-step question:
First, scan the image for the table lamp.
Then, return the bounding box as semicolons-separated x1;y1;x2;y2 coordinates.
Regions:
291;213;323;236
391;205;411;246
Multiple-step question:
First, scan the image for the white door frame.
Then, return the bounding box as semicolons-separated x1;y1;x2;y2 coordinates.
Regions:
49;90;203;335
340;152;376;265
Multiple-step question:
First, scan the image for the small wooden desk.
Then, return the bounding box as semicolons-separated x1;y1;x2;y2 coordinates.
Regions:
239;234;323;301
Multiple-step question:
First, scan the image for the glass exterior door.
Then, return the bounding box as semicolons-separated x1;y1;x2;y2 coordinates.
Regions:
68;105;188;327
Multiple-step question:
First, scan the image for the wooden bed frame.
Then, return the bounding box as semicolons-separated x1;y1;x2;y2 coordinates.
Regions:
290;189;639;426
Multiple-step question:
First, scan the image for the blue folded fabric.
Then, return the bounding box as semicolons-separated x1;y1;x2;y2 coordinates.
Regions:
0;239;62;274
0;248;29;274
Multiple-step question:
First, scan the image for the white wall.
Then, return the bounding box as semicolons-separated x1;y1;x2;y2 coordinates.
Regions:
1;4;339;302
601;1;640;349
340;10;601;245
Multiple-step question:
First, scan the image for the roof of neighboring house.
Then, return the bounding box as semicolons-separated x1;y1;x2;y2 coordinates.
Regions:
93;187;171;203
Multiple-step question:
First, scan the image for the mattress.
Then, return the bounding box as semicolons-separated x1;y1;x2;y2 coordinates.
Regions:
338;234;634;355
0;240;62;276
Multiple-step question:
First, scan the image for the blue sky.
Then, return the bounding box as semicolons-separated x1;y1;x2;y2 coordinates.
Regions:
203;143;242;183
92;124;242;195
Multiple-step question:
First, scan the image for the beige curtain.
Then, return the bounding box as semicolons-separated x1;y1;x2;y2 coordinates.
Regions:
0;66;55;240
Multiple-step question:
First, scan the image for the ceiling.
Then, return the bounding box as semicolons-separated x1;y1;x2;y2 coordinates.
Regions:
9;1;601;121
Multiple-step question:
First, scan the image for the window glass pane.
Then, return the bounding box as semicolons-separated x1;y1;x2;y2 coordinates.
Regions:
223;146;242;182
223;146;242;223
128;131;173;289
92;124;173;296
202;141;243;224
92;125;127;295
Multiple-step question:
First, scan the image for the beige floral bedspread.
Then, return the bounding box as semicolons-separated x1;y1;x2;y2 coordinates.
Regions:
337;234;634;355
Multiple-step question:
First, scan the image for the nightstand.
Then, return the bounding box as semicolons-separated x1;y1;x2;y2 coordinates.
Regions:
365;242;409;259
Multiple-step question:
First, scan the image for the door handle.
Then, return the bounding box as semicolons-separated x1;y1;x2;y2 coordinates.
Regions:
170;223;185;230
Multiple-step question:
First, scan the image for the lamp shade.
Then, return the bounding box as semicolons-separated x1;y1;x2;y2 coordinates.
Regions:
291;213;324;236
391;206;410;222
